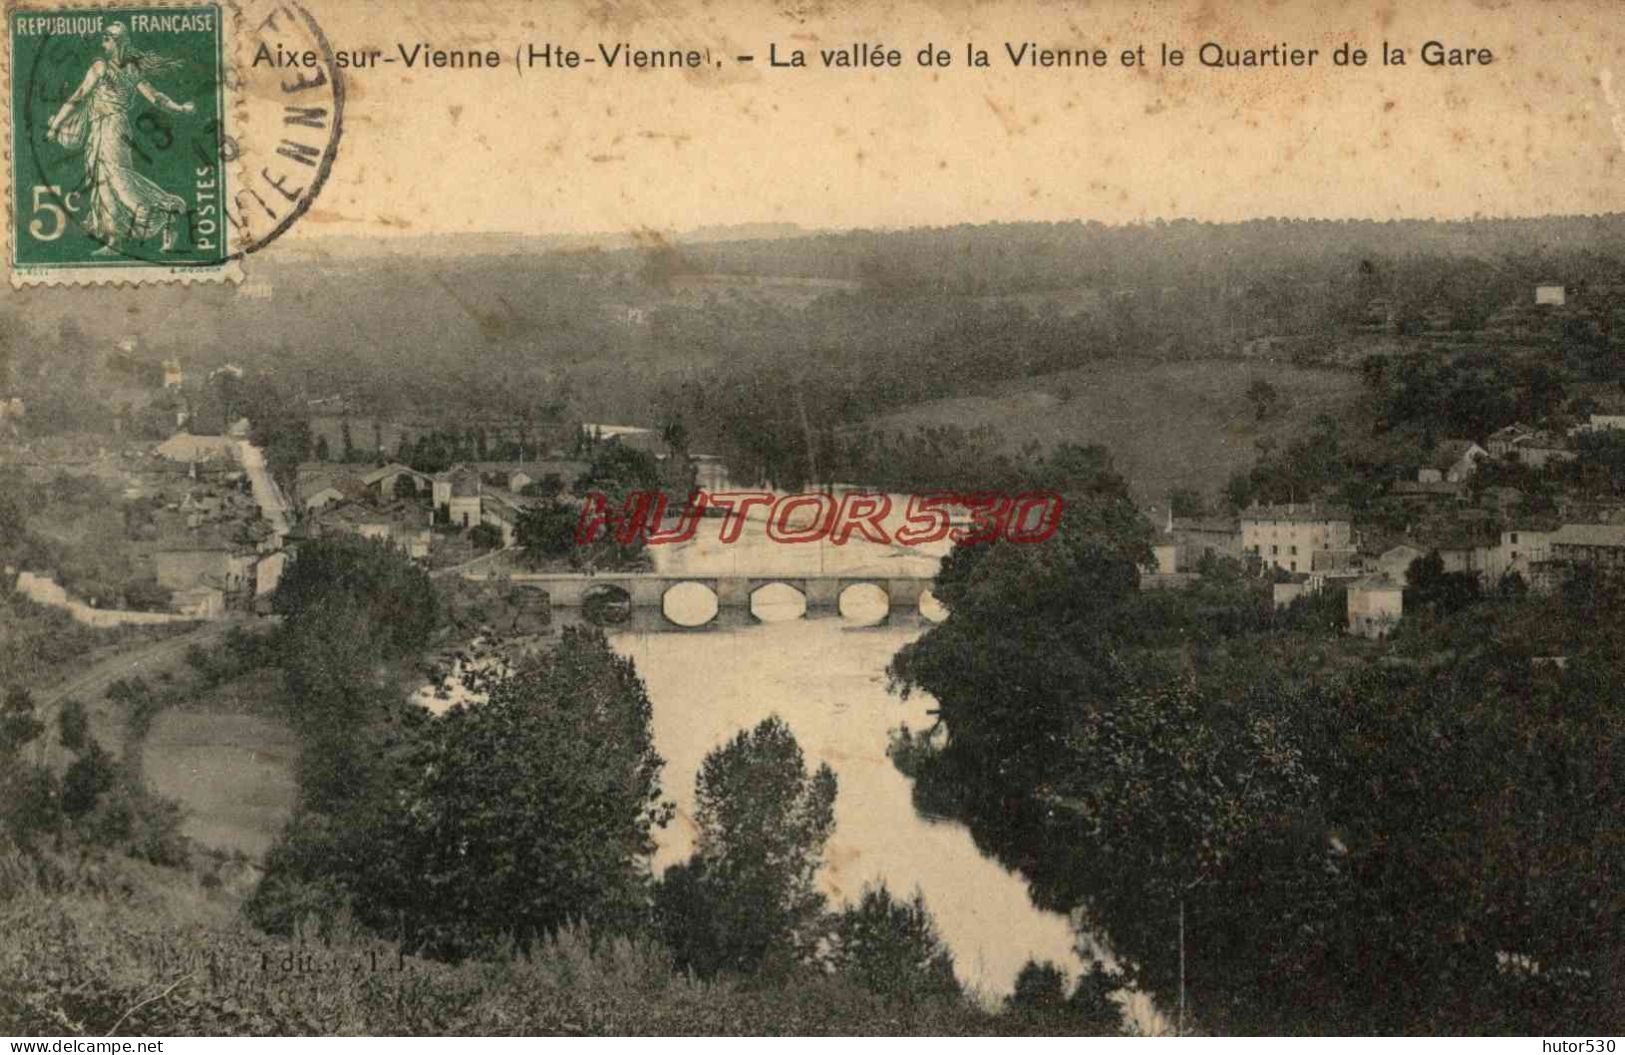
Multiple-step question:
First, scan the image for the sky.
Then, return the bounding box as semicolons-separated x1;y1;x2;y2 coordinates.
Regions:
209;0;1625;249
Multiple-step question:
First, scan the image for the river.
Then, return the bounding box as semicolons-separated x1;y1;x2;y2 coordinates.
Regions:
608;504;1155;1019
443;494;1161;1025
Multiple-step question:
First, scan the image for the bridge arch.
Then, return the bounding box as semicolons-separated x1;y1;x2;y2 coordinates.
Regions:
750;580;807;621
581;582;632;626
661;580;719;627
837;581;890;624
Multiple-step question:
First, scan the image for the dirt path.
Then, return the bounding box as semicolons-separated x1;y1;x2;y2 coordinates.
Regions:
31;619;246;767
37;620;239;709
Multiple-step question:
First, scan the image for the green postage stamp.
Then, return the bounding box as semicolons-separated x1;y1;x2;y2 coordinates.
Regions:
8;5;237;284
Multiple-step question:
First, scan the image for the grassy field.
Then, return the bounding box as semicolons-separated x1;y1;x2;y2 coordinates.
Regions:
143;669;298;859
862;358;1367;508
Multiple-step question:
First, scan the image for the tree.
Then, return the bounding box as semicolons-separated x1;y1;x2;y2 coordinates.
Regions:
1247;378;1282;421
241;375;312;491
888;454;1153;812
515;500;579;565
1008;960;1069;1013
1069;961;1127;1033
57;698;89;753
315;435;331;461
278;593;391;806
273;535;437;659
1405;549;1480;616
1;686;44;758
61;739;118;818
468;522;503;552
520;473;565;499
260;627;673;958
392;473;419;502
660;417;690;459
828;884;960;1003
656;715;837;977
572;442;665;504
0;493;26;552
1;688;58;850
1167;488;1205;519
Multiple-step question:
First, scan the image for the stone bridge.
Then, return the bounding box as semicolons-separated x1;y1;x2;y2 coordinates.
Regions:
463;571;934;612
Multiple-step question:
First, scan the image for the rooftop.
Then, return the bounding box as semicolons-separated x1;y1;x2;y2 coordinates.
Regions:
155;432;236;463
1241;502;1352;524
1350;571;1404;592
1428;439;1484;470
358;462;429;486
1549;523;1625;548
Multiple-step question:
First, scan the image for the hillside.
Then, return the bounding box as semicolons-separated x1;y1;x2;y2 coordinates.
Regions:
0;850;1096;1036
859;359;1367;508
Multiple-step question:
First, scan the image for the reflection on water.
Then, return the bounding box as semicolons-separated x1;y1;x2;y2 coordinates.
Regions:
595;614;1080;1002
469;511;1160;1024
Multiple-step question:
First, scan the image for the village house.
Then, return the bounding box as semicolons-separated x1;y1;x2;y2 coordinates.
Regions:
1487;423;1536;459
315;500;433;561
1391;479;1463;506
359;462;433;499
1534;283;1567;307
582;423;664;457
1417;440;1487;484
481;488;544;548
1240;503;1354;576
1374;544;1423;580
1272;576;1311;609
154;431;236;466
1480;522;1557;588
463;459;587;495
1569;414;1625;437
692;453;730;491
1486;423;1577;468
1347;572;1404;638
300;473;370;512
1142;513;1243;575
254;551;287;597
1534;523;1625;593
1169;515;1243;566
432;464;485;527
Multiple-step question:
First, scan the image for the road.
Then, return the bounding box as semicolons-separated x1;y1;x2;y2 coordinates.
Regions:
37;620;240;709
234;439;291;542
31;619;244;767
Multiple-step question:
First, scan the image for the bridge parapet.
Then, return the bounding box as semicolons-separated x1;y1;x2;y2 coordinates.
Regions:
477;570;935;616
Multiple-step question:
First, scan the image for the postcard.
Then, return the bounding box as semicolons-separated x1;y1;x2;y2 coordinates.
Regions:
3;0;1623;1040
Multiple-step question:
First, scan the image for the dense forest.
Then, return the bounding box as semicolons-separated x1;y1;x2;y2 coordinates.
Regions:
6;214;1625;452
886;445;1625;1034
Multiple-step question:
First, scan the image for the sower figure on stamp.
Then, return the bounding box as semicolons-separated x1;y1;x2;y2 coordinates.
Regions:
45;23;196;255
